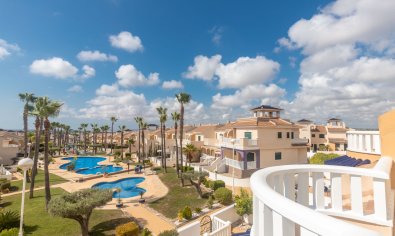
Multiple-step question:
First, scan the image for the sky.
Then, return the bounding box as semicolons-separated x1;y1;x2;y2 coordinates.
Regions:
1;0;395;130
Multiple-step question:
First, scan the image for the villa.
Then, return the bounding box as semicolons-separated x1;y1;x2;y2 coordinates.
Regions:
0;131;23;165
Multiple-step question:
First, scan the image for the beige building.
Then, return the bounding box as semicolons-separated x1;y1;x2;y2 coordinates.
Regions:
0;131;23;165
202;105;308;178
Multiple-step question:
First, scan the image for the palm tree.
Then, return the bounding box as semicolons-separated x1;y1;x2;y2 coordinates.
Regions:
80;123;88;153
156;107;167;169
128;138;135;156
134;117;143;162
64;125;70;150
171;112;181;177
19;93;36;158
91;124;98;155
183;143;198;166
118;125;126;159
110;116;118;154
29;97;45;198
141;121;148;164
176;92;191;172
100;125;109;152
40;97;62;209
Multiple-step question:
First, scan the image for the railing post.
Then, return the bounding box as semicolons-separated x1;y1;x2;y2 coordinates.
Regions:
312;172;325;209
263;205;273;236
284;173;296;201
274;174;284;195
350;175;363;215
373;177;390;221
297;172;309;206
253;195;260;236
330;173;343;211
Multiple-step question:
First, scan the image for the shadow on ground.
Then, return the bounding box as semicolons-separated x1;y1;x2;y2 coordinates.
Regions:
90;218;132;236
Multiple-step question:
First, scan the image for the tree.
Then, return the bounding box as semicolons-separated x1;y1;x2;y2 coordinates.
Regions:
48;189;112;236
176;92;191;172
141;121;148;164
40;97;62;209
181;171;209;198
183;143;198;166
80;123;88;154
29;97;45;198
309;153;339;164
156;106;167;171
134;117;143;162
128;138;135;155
101;125;110;152
110;116;118;154
19;93;36;158
118;125;126;159
234;188;253;218
91;124;99;155
171;112;180;177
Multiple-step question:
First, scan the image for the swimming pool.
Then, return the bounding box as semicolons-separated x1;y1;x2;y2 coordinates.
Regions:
60;156;123;175
92;177;146;198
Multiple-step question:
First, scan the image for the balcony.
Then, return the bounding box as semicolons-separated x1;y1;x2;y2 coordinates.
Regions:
220;137;259;150
250;157;393;236
291;138;309;146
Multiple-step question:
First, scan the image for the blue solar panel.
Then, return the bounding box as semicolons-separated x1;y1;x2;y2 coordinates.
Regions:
324;155;370;167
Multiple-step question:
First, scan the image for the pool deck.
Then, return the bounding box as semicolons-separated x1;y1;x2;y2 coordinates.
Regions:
48;155;176;234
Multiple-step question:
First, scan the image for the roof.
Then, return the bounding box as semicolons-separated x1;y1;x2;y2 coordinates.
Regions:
327;127;347;132
297;119;313;123
328;138;347;144
328;118;342;121
215;117;297;130
250;105;283;111
187;124;222;134
311;125;326;133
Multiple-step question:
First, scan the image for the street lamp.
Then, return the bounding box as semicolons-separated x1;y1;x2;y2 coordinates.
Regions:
230;138;236;193
17;158;34;236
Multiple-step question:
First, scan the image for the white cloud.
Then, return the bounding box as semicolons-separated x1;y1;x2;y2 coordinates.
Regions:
115;64;159;87
209;26;224;45
212;84;286;110
30;57;78;79
183;55;222;81
162;80;184;89
109;31;143;52
0;39;20;59
77;50;118;62
81;65;95;79
67;85;83;93
216;56;280;89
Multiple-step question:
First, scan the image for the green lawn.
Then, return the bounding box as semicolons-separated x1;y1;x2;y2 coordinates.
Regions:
2;188;131;236
10;169;68;191
148;168;207;219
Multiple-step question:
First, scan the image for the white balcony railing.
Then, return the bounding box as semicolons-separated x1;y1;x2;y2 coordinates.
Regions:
250;157;393;236
225;157;244;170
206;217;231;236
220;137;259;149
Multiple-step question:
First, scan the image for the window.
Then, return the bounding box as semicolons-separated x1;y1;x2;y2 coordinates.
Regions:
312;134;316;138
244;132;252;139
286;132;290;138
291;132;294;139
247;152;255;162
319;134;325;138
275;152;282;160
198;136;201;141
277;132;282;138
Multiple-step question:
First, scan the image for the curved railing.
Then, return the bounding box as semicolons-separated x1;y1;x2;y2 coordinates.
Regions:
250;157;393;236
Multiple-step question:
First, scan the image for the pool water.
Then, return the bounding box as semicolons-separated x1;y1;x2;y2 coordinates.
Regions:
59;156;123;175
92;177;146;198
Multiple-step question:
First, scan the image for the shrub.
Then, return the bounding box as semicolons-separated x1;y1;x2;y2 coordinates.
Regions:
115;222;139;236
214;187;233;205
234;188;252;216
66;163;75;171
210;180;225;191
140;228;152;236
207;195;214;209
309;153;339;165
194;207;202;214
0;180;11;191
0;228;18;236
177;210;183;221
182;206;192;220
151;166;161;171
125;153;132;158
0;210;19;231
158;230;179;236
182;166;194;172
204;179;212;188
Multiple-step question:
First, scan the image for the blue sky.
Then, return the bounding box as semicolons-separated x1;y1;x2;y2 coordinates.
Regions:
1;0;395;130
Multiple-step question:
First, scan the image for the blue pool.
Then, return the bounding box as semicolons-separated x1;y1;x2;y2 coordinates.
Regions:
92;177;146;198
60;156;123;175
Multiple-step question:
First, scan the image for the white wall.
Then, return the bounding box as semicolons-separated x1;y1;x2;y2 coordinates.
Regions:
208;171;250;187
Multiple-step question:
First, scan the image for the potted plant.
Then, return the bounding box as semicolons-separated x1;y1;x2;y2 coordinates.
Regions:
115;188;123;208
138;191;145;204
234;188;253;225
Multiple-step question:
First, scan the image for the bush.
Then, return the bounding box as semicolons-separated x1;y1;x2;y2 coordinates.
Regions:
0;180;11;192
204;179;211;188
309;153;339;164
177;210;183;221
66;163;75;171
207;195;214;209
235;188;252;216
158;230;179;236
115;222;139;236
182;206;192;220
140;228;152;236
214;187;233;205
151;166;161;171
0;210;19;231
210;180;225;191
194;207;202;214
182;166;194;172
0;228;18;236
